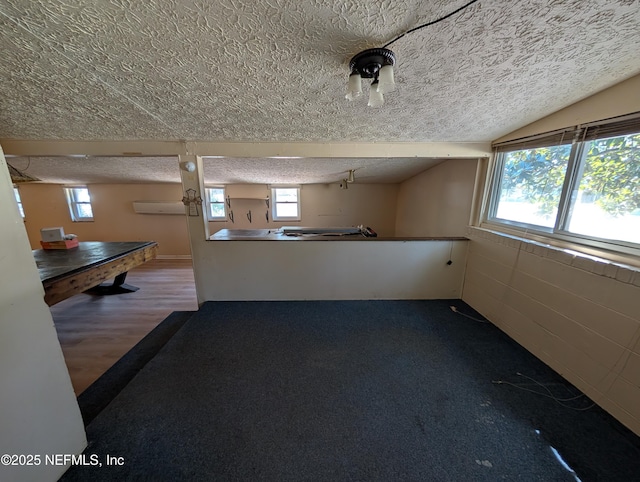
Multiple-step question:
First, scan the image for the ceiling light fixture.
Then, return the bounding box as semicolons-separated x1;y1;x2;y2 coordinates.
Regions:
347;169;355;183
345;0;480;107
346;48;395;107
181;161;196;172
340;169;356;189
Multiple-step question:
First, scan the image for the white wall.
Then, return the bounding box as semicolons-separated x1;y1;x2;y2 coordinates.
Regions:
395;159;478;237
0;149;86;482
200;239;468;301
210;183;399;237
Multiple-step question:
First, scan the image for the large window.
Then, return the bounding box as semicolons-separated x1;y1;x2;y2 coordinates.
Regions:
205;187;226;220
64;186;94;222
493;144;571;229
271;187;300;221
487;114;640;251
566;135;640;244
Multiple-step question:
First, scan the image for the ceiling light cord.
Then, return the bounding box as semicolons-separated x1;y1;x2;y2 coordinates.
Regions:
382;0;481;49
347;0;481;105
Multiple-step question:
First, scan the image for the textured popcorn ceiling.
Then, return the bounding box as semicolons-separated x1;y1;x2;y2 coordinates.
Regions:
8;156;181;185
7;156;445;184
1;0;640;183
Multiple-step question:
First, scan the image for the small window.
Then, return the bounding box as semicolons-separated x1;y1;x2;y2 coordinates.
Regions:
205;187;226;220
64;186;94;222
272;187;300;221
13;186;25;218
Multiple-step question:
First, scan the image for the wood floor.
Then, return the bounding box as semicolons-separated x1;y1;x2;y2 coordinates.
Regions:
50;258;198;395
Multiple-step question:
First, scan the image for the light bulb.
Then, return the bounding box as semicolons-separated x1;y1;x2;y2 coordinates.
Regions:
377;65;396;94
368;81;384;107
345;73;362;101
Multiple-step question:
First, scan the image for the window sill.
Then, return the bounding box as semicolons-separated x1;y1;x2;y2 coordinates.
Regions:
469;226;640;285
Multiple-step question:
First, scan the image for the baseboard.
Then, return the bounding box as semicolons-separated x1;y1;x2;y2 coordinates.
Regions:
156;254;192;260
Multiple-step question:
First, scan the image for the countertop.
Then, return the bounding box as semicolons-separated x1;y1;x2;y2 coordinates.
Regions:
209;229;468;242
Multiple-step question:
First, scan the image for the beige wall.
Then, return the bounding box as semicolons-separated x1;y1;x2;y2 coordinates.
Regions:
183;152;473;304
494;73;640;143
395;159;478;237
463;228;640;436
19;183;191;256
209;183;399;237
465;76;640;436
1;150;86;482
19;173;474;253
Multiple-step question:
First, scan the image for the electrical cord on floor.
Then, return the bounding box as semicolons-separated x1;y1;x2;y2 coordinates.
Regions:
447;306;596;411
492;372;595;411
449;305;489;323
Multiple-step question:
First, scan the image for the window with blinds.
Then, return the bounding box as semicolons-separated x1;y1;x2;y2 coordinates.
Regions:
486;112;640;250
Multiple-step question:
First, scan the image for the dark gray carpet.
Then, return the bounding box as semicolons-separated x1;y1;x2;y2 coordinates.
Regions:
62;300;640;481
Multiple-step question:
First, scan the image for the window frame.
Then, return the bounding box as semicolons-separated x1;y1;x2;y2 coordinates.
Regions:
64;186;94;222
271;186;301;222
483;114;640;258
486;142;579;235
204;186;227;221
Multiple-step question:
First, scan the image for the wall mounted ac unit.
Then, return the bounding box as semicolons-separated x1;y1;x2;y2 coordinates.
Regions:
132;201;185;215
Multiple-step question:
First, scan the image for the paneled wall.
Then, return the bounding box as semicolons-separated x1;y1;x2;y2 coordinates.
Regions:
463;228;640;435
462;73;640;437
